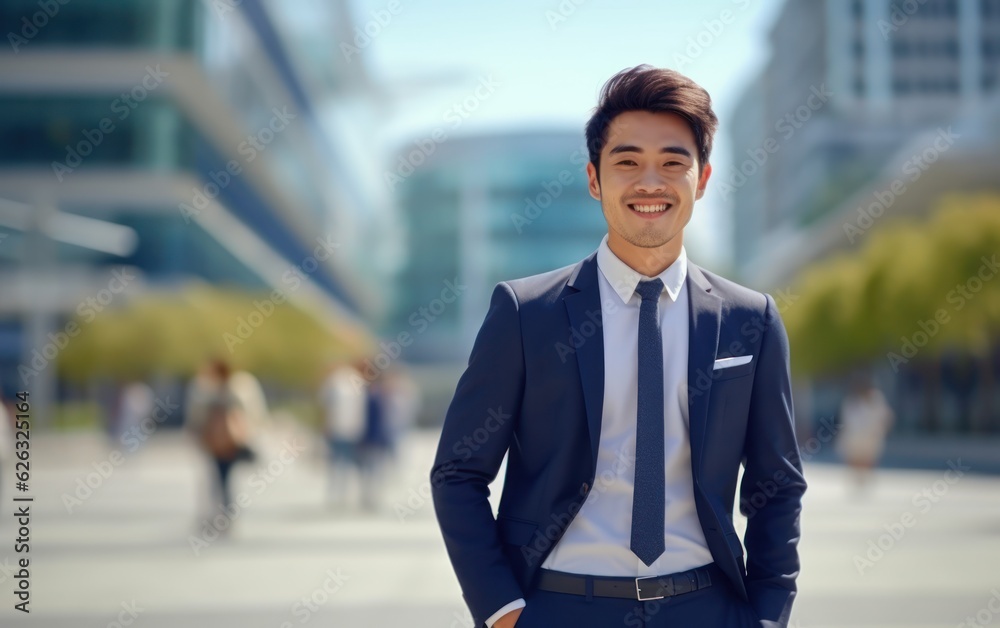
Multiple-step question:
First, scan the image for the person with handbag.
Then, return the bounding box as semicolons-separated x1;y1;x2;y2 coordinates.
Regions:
185;358;263;516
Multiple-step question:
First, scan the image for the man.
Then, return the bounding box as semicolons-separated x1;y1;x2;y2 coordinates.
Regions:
431;65;805;628
318;361;367;508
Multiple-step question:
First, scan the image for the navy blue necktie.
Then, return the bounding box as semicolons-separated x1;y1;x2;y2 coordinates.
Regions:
631;278;665;566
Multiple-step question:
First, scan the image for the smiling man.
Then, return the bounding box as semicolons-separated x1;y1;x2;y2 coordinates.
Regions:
431;65;805;628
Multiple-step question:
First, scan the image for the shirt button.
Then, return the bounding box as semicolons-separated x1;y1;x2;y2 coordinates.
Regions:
581;482;590;495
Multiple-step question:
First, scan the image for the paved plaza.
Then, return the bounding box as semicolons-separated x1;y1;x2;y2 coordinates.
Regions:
0;426;997;627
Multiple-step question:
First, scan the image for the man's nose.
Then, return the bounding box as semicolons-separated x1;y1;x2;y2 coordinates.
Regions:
635;172;667;194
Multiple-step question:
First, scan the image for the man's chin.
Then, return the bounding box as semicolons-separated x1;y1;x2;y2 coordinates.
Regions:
624;231;675;249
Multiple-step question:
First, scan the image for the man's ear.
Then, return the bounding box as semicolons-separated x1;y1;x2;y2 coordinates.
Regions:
586;161;601;200
695;162;713;200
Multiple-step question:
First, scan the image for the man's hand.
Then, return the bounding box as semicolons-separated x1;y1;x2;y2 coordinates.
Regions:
493;607;523;628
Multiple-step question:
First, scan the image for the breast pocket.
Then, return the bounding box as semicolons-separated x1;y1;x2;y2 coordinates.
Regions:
712;360;755;381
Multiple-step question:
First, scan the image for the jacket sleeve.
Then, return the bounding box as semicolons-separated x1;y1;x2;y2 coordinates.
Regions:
740;294;807;627
431;282;526;627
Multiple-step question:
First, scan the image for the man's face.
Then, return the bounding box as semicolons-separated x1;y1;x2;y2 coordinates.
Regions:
586;110;711;255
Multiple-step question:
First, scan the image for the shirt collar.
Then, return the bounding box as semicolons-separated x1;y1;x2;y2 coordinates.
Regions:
596;233;687;305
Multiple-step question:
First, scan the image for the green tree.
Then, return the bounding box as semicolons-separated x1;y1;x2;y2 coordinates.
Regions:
58;285;369;387
784;194;1000;376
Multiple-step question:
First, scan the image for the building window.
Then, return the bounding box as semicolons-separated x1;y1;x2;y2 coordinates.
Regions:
0;0;197;50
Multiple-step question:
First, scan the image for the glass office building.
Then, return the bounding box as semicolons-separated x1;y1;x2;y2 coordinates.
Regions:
0;0;385;412
389;130;606;363
727;0;1000;436
730;0;1000;282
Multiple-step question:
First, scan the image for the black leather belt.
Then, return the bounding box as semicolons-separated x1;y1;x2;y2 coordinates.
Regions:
536;563;722;601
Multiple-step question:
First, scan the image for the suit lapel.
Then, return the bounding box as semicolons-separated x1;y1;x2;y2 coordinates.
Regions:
564;252;604;471
686;263;722;478
564;255;723;476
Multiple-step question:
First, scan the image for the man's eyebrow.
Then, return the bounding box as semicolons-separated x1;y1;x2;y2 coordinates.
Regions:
607;144;693;158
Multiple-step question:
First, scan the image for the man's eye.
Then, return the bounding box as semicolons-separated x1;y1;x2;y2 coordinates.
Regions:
664;161;683;167
616;160;636;166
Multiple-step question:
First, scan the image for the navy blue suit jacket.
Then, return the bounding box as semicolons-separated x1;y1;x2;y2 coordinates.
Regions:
431;252;806;627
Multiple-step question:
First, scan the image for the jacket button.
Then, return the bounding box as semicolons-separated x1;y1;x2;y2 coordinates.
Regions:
581;482;590;495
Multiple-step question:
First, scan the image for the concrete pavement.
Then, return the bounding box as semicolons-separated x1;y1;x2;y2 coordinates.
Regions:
0;426;997;627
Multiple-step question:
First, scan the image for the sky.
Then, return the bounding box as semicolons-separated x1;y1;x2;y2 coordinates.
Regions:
348;0;786;269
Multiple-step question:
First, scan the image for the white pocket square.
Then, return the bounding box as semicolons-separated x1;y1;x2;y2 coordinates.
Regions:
713;355;753;370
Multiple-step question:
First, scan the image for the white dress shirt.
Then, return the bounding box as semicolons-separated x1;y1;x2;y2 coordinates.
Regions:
541;233;713;574
485;235;713;627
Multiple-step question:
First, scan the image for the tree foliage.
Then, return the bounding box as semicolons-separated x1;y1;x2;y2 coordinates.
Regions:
57;284;369;387
783;194;1000;376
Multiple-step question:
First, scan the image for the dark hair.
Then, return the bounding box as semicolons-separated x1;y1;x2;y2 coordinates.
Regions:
208;358;231;381
585;65;718;179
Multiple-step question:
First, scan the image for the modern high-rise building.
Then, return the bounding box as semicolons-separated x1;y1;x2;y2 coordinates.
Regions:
389;130;605;364
0;0;388;415
727;0;1000;436
730;0;1000;286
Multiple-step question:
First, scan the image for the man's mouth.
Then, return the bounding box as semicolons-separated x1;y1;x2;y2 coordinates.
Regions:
628;202;672;214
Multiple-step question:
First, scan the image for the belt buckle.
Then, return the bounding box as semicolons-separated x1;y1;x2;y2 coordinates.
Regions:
635;575;669;601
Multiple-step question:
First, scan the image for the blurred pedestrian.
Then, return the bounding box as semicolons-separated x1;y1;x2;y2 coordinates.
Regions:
356;366;421;512
836;376;895;491
111;380;154;445
359;376;392;512
185;358;267;518
381;366;422;446
317;360;367;509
